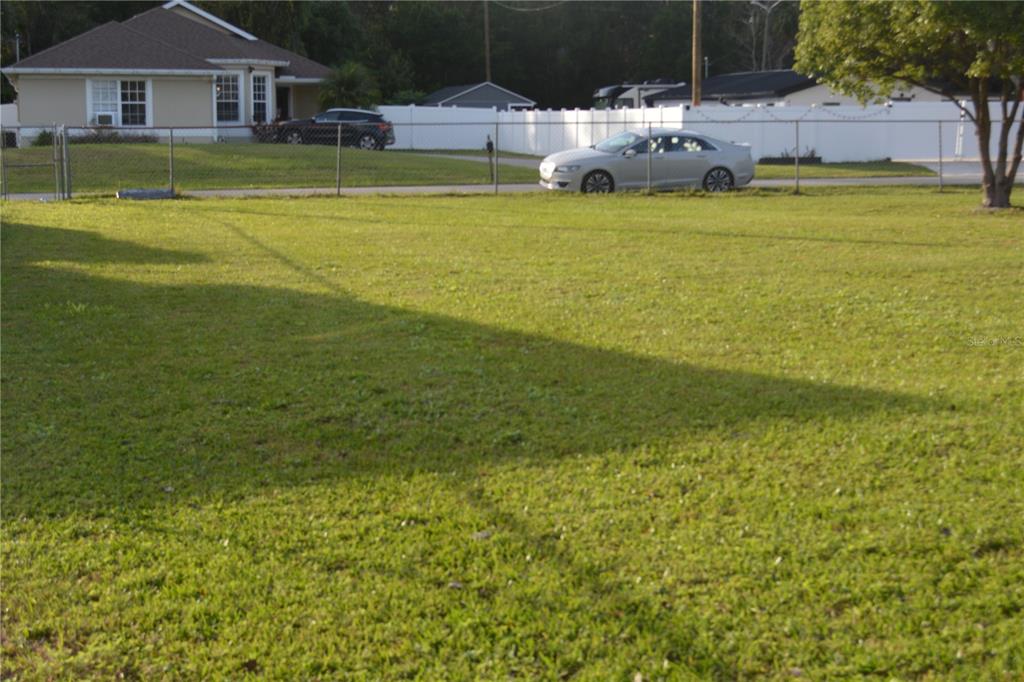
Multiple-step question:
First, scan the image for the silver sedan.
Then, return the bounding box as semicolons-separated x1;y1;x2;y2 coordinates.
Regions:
539;129;755;193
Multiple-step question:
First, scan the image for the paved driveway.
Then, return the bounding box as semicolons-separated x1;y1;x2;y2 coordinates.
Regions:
408;154;1002;188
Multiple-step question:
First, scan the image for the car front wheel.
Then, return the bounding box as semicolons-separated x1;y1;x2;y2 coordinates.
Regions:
581;170;614;194
284;129;303;145
703;167;734;192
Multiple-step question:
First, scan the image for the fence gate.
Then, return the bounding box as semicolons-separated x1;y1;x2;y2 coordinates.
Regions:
0;125;71;200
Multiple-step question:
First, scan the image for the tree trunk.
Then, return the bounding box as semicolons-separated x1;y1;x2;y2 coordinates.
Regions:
972;77;1022;209
984;175;1013;209
972;79;1002;208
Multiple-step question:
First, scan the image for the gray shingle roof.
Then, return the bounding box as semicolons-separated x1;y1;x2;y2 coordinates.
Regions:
645;70;817;104
7;5;329;79
422;85;479;105
422;82;534;106
10;21;217;71
124;7;329;79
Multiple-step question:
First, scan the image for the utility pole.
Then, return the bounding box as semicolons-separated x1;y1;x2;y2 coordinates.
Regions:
691;0;701;106
483;1;492;82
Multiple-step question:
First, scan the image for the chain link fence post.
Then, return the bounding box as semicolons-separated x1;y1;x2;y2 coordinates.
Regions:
52;123;60;200
937;121;944;192
794;120;801;195
168;128;175;193
493;121;500;194
0;126;7;200
646;123;653;194
486;133;495;183
62;126;71;199
336;123;342;196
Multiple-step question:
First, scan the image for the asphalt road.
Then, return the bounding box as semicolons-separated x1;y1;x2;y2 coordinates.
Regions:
418;154;997;187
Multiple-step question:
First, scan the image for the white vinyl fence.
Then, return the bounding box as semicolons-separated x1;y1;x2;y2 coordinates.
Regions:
379;101;1005;163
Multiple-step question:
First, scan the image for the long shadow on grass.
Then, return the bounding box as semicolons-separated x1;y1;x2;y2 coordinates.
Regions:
0;222;210;266
3;220;937;678
2;219;933;516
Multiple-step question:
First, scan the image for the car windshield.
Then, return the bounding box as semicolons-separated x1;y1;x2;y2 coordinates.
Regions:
594;131;644;154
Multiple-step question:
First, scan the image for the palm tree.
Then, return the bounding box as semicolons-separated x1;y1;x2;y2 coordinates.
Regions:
319;62;382;109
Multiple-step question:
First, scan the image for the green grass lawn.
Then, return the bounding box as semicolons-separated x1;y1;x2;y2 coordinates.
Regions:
2;187;1021;679
754;160;935;179
395;148;545;161
3;142;935;196
1;143;539;194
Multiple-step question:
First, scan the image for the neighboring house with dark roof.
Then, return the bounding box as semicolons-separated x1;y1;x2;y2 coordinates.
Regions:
593;79;685;109
644;69;944;107
421;82;535;111
2;0;330;135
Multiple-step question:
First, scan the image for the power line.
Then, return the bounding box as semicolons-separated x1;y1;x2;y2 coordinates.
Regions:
491;1;568;13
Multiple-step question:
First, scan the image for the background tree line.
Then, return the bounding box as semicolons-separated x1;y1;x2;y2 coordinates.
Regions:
0;0;799;108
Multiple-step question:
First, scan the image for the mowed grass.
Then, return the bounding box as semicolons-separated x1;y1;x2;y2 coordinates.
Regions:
1;143;538;194
2;187;1022;680
754;160;935;179
3;141;932;195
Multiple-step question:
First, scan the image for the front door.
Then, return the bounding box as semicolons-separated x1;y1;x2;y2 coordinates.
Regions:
275;86;291;121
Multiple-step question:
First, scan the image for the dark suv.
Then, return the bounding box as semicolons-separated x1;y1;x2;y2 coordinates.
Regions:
278;108;395;149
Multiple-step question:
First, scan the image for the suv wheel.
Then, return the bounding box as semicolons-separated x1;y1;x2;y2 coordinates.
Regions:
284;129;303;145
357;133;378;150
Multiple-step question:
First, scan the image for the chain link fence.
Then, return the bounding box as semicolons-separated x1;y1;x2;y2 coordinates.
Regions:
0;118;982;200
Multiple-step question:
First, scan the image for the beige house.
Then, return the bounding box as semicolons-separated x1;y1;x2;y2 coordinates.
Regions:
2;0;329;139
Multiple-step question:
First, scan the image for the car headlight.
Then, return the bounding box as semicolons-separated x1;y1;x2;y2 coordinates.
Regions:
554;165;580;173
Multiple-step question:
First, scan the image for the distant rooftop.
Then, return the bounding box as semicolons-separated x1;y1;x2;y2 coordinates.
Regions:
421;81;535;107
645;70;816;104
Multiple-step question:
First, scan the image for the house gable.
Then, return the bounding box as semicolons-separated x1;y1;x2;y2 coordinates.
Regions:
161;0;258;41
423;81;535;110
124;7;329;79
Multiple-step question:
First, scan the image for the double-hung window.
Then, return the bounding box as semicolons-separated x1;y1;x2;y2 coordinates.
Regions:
90;79;148;126
91;80;119;124
120;81;147;126
252;75;268;123
216;75;240;123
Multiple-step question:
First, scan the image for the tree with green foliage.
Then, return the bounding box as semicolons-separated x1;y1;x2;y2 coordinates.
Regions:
319;61;382;110
795;0;1023;209
3;1;808;110
196;1;309;55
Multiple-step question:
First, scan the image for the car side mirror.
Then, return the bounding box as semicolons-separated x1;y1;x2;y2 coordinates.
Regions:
623;149;637;158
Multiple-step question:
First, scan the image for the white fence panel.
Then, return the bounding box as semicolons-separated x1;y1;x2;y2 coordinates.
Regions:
378;102;1008;162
